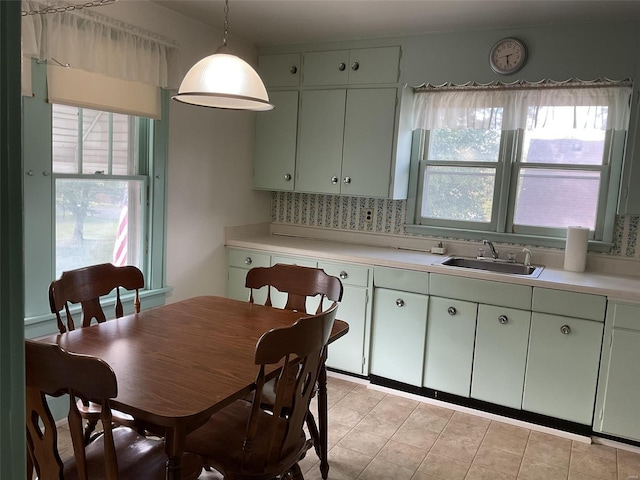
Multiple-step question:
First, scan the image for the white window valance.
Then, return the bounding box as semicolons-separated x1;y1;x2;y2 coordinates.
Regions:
412;84;632;131
21;0;179;89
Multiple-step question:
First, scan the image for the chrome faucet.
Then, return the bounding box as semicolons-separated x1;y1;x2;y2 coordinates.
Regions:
522;248;533;266
482;239;499;259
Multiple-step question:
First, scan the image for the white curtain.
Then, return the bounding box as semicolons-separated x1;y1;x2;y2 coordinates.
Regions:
21;0;179;88
412;85;632;131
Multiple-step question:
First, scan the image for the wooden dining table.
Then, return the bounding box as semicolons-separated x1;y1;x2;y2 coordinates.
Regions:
38;295;349;480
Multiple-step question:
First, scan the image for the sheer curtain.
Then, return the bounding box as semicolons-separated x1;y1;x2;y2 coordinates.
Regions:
21;0;179;88
412;84;632;131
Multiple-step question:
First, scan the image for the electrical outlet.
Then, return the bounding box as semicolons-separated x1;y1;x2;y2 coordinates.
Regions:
364;208;373;225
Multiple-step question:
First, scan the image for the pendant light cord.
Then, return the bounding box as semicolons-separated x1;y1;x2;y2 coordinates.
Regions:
223;0;229;47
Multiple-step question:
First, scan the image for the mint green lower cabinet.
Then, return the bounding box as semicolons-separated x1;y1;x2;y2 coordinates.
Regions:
471;305;531;409
424;296;478;397
594;302;640;442
370;288;428;386
227;249;271;303
522;313;604;425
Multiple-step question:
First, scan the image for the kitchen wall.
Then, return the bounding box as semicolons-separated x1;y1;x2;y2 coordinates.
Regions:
271;193;640;260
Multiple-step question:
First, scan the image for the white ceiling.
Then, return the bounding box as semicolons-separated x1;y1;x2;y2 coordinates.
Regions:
151;0;640;47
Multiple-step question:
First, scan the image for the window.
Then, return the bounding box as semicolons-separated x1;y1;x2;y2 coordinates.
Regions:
52;105;147;278
408;84;632;247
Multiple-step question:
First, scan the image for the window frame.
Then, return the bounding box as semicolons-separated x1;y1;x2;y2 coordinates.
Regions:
23;60;171;335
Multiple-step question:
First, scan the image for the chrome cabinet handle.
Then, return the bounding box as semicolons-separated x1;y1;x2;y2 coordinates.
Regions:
284;173;292;181
338;62;346;71
331;176;339;184
339;271;348;280
396;299;405;307
351;61;360;71
244;257;252;265
498;315;508;324
561;325;571;335
343;176;351;185
448;306;457;315
290;66;298;75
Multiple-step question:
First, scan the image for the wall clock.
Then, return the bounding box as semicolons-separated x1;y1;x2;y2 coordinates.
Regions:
489;38;528;75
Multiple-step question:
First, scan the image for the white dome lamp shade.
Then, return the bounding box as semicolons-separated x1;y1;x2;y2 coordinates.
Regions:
172;0;273;111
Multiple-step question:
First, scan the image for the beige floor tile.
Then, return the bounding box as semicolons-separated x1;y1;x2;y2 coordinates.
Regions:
429;434;482;463
442;418;488;445
451;411;491;427
356;411;406;438
392;423;441;450
473;444;523;476
358;457;416;480
465;464;516;480
525;436;572;469
327;419;355;446
414;452;470;480
618;459;640;480
529;430;572;450
378;392;421;410
487;421;531;440
570;450;617;480
376;439;429;471
482;428;528;456
329;403;368;428
337;427;389;457
618;449;640;467
415;402;456;420
316;445;373;480
369;400;416;424
406;406;454;434
335;391;382;415
518;458;569;480
568;470;612;480
573;441;618;462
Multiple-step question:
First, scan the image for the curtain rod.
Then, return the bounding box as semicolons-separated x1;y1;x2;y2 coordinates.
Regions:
413;78;632;93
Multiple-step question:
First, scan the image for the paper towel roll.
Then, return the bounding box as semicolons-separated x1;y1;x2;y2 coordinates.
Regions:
564;226;589;272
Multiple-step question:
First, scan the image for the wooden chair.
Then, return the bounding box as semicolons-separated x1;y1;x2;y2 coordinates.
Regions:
184;303;338;480
48;263;146;444
25;339;202;480
245;263;343;478
49;262;144;334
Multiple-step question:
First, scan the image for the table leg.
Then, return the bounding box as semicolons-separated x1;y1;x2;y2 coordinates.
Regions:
318;357;329;480
164;426;185;480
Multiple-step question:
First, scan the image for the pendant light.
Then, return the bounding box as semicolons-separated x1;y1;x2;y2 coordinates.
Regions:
172;0;273;111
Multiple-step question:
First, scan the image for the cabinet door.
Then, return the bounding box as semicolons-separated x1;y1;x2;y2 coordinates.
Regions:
258;53;301;87
341;88;397;197
472;305;531;409
596;329;640;440
348;47;400;84
326;284;368;375
424;297;478;397
523;313;603;425
227;250;271;303
302;50;349;86
296;89;346;194
254;91;298;191
370;288;428;386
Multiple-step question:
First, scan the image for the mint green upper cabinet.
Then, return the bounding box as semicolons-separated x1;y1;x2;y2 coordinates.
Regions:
424;296;478;397
296;88;397;197
296;89;346;195
253;90;299;191
302;47;400;86
258;53;301;87
522;312;604;425
370;288;428;386
594;302;640;441
471;304;531;409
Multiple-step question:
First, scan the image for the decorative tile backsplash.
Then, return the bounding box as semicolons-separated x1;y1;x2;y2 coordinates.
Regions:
272;192;640;258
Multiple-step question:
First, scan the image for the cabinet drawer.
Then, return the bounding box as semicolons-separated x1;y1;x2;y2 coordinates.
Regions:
318;261;370;287
373;266;429;294
258;53;301;87
228;249;271;269
430;273;531;310
532;288;606;322
271;255;317;268
607;302;640;330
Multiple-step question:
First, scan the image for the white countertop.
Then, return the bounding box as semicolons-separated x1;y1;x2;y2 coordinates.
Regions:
227;233;640;303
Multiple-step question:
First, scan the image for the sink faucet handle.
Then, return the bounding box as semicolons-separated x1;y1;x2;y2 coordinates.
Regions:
522;248;533;266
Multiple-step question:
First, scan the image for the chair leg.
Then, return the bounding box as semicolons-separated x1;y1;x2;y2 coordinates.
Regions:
317;362;329;480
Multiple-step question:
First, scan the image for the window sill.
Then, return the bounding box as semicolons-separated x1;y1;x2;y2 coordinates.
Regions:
403;224;613;253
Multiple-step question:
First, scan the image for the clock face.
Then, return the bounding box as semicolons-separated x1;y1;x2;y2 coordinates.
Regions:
489;38;527;75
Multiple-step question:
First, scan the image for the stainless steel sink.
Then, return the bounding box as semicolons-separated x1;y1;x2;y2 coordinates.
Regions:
436;256;544;278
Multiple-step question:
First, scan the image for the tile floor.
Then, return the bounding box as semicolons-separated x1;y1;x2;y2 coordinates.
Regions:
53;374;640;480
